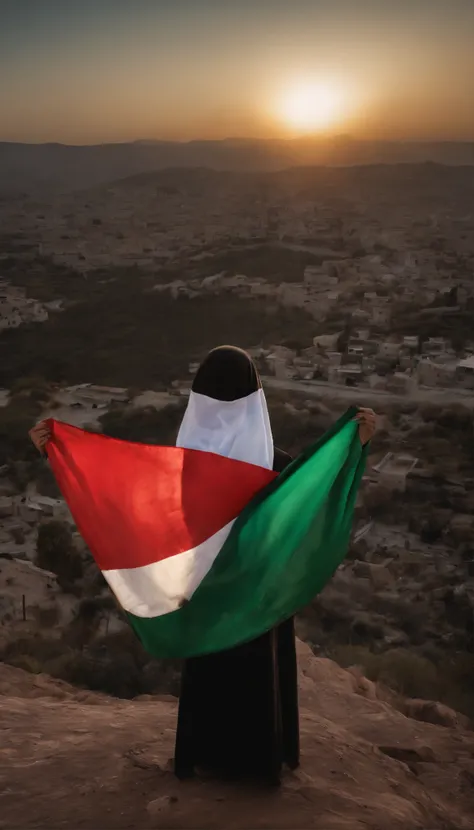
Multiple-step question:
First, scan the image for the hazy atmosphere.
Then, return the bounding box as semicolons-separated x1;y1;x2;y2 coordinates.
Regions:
1;2;474;829
1;0;474;143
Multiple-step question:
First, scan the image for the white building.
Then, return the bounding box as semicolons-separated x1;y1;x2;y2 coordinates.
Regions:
69;385;129;405
267;354;290;380
313;333;340;351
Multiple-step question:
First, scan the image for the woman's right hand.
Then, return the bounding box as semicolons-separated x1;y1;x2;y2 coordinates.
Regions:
29;421;51;454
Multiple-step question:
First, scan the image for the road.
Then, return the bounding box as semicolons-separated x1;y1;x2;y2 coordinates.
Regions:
261;376;474;408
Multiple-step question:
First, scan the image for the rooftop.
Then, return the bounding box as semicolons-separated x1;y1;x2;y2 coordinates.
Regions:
373;452;419;475
458;355;474;370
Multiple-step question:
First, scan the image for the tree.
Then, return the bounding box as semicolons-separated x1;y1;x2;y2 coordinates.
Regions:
66;598;107;650
10;375;50;402
280;338;306;355
336;319;351;353
99;403;185;445
36;520;83;585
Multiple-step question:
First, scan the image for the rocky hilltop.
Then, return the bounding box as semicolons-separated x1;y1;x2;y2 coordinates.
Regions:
1;640;473;830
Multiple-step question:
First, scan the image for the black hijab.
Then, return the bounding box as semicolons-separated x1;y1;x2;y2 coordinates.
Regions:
192;346;261;402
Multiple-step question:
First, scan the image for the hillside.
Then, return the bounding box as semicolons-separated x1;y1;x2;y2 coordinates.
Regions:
1;640;474;830
1;138;473;194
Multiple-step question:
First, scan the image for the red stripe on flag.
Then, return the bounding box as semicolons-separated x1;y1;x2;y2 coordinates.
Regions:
46;419;276;571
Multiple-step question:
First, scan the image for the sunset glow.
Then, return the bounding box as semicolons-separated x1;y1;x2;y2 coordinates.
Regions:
0;1;473;143
278;81;346;134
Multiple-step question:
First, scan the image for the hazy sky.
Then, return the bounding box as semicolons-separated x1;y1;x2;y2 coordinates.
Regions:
1;0;473;144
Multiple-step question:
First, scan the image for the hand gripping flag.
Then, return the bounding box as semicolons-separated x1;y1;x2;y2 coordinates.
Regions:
45;406;367;658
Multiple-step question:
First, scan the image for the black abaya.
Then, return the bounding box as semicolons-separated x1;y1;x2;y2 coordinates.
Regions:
174;447;300;783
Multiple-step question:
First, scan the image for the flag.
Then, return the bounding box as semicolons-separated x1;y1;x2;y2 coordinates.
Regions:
45;406;367;658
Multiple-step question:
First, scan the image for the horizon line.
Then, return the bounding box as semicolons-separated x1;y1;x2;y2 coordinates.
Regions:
1;135;474;148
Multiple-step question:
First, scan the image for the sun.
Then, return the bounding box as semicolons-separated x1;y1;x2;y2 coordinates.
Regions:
278;80;345;133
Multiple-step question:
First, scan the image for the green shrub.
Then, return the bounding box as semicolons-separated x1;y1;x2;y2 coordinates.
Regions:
0;277;316;391
0;630;181;700
33;604;61;628
11;527;25;545
36;520;83;585
0;396;43;466
7;654;43;674
99;402;185;445
330;644;474;718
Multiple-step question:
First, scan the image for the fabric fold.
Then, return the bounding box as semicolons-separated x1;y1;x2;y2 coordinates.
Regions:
46;406;366;658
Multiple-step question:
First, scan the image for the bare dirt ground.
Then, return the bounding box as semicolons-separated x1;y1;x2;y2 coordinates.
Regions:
1;640;474;830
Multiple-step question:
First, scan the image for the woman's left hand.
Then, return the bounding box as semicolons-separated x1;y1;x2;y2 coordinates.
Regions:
354;407;377;446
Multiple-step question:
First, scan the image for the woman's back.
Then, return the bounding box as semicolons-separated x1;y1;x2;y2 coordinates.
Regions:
174;444;299;783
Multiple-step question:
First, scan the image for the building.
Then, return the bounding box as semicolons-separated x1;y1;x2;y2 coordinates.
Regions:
352;308;371;323
456;355;474;389
421;337;449;355
373;453;419;491
313;332;340;351
267;354;290;380
26;496;67;519
417;359;456;388
368;374;387;391
16;502;43;523
371;306;391;326
70;385;130;405
347;340;364;360
403;335;419;350
201;272;224;288
378;341;401;360
386;372;417;394
327;351;342;367
334;364;363;385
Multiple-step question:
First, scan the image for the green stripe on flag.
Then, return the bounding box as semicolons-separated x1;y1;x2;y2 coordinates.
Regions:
129;406;367;658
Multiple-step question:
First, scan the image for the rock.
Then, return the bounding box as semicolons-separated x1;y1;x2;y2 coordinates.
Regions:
352;560;394;588
352;559;371;578
346;666;378;700
395;551;426;577
147;795;178;818
134;693;177;703
378;745;437;764
383;630;409;647
402;699;470;729
2;643;474;830
368;563;395;590
352;560;394;589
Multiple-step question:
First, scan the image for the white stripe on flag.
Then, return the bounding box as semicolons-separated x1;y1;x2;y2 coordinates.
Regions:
102;520;235;618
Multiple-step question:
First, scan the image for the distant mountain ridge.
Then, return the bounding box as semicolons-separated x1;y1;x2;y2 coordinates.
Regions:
0;137;473;194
